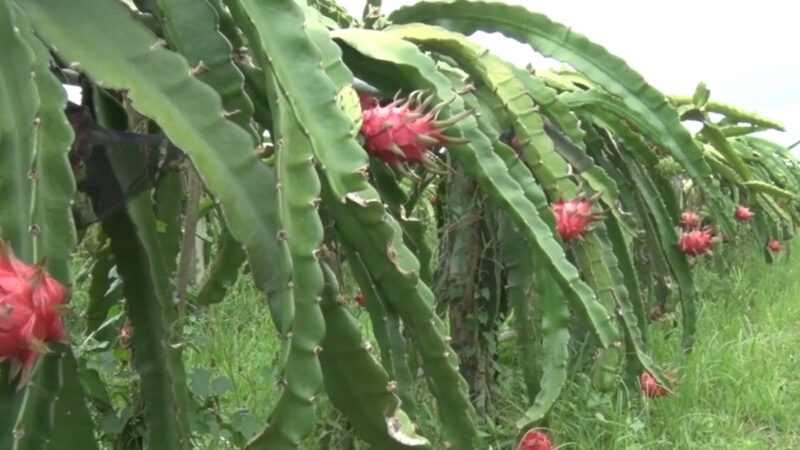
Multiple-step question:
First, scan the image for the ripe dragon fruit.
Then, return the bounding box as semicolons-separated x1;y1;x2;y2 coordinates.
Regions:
677;228;713;256
680;211;700;229
551;197;603;242
766;239;783;252
354;291;366;308
640;371;669;397
733;205;755;222
517;429;552;450
681;211;700;230
359;90;470;171
0;243;67;387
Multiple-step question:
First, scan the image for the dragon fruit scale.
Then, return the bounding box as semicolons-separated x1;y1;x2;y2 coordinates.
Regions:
359;90;470;170
517;429;552;450
0;242;67;387
552;197;603;242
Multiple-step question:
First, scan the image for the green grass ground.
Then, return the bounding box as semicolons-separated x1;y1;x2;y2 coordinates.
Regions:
177;241;800;449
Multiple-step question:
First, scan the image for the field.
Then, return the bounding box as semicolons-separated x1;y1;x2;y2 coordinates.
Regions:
3;2;798;449
146;240;800;449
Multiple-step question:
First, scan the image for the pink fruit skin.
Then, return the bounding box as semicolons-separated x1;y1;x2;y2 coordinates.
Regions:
552;199;600;242
733;205;755;222
359;93;468;168
0;246;67;383
361;101;444;163
766;239;783;252
680;212;699;229
354;292;366;308
640;371;669;397
677;228;713;256
517;429;552;450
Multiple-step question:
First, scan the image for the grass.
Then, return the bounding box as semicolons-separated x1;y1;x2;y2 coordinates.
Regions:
538;242;800;449
76;239;800;449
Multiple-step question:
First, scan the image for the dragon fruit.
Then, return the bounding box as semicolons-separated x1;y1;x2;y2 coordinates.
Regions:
680;212;700;229
360;90;470;170
354;291;366;308
649;306;663;322
0;243;67;386
733;205;755;222
517;429;551;450
499;129;523;156
677;228;713;256
640;371;669;397
766;239;783;252
552;197;602;242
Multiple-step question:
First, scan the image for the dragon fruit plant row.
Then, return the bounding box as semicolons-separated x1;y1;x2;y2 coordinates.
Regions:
0;0;797;449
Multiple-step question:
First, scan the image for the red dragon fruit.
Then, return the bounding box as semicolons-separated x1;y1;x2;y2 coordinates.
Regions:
766;239;783;252
0;243;67;386
640;371;669;397
360;90;470;170
733;205;755;222
677;228;713;256
649;306;663;322
354;291;366;308
499;129;523;156
680;211;699;229
517;429;551;450
552;197;602;242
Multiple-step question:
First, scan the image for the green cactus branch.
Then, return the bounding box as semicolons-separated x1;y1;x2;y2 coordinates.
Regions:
0;1;797;448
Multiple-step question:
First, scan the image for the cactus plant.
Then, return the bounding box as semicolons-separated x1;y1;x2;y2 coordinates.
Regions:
0;0;798;448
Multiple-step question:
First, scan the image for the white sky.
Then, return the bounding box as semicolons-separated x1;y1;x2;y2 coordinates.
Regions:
340;0;799;149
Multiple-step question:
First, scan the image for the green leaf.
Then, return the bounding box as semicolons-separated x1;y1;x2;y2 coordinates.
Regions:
244;72;326;449
345;248;418;416
318;261;429;449
48;351;100;450
196;222;246;305
388;0;729;230
669;95;786;130
16;8;77;282
692;81;710;108
227;0;369;201
0;0;37;262
151;0;257;139
13;352;62;450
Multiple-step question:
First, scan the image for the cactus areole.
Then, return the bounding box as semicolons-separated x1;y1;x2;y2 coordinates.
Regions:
734;205;755;222
552;197;602;242
677;228;713;256
517;429;552;450
0;243;67;386
359;90;470;170
680;211;700;229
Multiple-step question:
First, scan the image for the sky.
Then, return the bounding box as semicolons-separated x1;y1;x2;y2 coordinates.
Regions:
340;0;799;149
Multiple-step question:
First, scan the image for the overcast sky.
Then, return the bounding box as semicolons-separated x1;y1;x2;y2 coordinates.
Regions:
340;0;799;149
